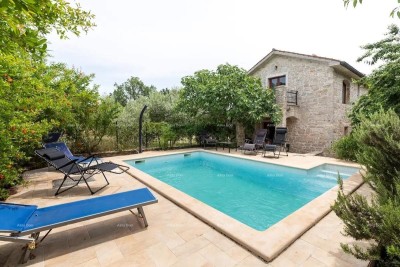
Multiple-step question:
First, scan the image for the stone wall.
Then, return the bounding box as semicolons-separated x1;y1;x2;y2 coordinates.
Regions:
251;54;366;154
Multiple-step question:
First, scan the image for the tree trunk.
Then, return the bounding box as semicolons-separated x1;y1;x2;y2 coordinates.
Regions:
235;122;245;146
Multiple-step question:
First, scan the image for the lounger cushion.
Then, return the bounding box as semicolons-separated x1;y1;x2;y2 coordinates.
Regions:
243;143;256;150
43;150;65;160
264;144;277;151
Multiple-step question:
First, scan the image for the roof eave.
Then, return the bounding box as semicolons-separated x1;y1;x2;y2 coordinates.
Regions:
330;61;365;79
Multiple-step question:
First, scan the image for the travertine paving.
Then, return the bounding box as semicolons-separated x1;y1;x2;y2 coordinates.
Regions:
0;149;370;266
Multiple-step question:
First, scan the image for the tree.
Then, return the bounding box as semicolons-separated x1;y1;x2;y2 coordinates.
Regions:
0;56;98;199
112;76;157;106
333;25;400;161
332;110;400;266
178;63;281;142
77;96;121;153
349;24;400;127
0;0;95;59
0;0;97;200
114;89;190;149
343;0;400;18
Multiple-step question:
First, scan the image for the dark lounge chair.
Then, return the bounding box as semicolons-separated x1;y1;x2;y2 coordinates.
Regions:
35;148;129;196
43;142;101;166
42;132;62;143
199;134;217;148
0;188;158;263
262;127;288;158
239;129;268;153
241;143;257;154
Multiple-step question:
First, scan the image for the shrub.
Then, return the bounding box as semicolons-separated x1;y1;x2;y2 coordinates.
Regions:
332;134;359;161
332;109;400;266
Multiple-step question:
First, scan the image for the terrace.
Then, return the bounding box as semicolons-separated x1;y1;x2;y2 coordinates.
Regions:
0;149;370;267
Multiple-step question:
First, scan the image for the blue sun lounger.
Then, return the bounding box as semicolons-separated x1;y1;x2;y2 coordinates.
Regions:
0;188;158;263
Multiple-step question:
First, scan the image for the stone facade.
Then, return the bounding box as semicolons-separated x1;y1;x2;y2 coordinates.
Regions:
249;50;366;154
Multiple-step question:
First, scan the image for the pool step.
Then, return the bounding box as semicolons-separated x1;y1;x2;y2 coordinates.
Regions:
315;174;338;180
316;171;352;180
321;170;351;177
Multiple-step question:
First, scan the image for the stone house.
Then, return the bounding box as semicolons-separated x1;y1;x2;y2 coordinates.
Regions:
248;49;366;154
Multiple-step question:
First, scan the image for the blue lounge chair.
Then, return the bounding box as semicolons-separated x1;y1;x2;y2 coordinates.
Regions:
43;142;100;165
0;188;157;263
36;148;129;196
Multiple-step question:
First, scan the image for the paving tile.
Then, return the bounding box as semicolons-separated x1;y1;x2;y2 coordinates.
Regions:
235;255;269;266
95;241;124;266
223;244;251;263
145;242;178;266
115;230;161;256
76;258;101;267
198;243;237;267
171;236;211;257
269;254;299;267
202;230;236;252
171;252;210;267
107;250;157;267
309;246;356;267
178;225;211;242
277;239;316;265
153;229;186;249
300;256;327;267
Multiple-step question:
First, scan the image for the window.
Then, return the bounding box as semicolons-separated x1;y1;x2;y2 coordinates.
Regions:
269;75;286;88
342;80;350;104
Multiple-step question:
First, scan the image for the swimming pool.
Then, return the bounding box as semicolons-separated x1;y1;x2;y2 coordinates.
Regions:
125;151;359;231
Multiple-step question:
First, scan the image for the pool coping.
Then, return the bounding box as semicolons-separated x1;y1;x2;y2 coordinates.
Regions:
112;149;364;262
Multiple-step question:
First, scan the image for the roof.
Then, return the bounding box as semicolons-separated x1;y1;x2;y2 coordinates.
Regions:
248;49;365;79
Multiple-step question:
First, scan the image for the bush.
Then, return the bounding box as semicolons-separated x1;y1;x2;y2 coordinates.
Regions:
332;109;400;266
332;134;359;161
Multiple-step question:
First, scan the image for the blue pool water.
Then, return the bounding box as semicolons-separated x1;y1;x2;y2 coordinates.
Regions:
125;152;359;231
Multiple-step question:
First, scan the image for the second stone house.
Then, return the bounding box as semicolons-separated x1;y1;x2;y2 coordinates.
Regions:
248;49;366;154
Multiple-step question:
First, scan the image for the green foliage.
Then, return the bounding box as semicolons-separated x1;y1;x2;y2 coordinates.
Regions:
0;56;105;200
178;63;282;129
0;0;95;59
353;110;400;195
332;134;359;161
349;25;400;126
112;76;157;106
72;96;121;153
343;0;400;19
0;0;98;200
115;89;188;149
0;55;79;199
332;110;400;266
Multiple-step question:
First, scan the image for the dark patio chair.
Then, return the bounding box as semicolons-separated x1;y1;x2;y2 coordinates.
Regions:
239;129;268;153
43;142;101;166
35;148;129;196
262;127;288;158
42;132;62;143
199;133;217;148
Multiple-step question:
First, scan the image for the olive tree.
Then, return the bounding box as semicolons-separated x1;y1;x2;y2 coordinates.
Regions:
178;63;281;144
